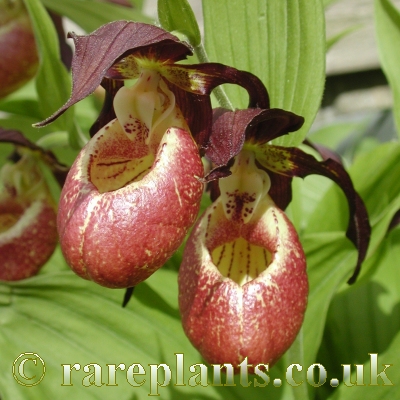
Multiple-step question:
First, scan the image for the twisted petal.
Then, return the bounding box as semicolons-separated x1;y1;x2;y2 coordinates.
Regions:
253;144;371;283
159;63;270;108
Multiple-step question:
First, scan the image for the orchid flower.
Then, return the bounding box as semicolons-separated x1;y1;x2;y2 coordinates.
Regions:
0;152;57;280
178;107;371;369
0;128;67;281
0;0;38;99
37;21;269;289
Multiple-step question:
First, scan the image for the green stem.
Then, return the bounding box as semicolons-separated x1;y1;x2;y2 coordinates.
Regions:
194;42;234;111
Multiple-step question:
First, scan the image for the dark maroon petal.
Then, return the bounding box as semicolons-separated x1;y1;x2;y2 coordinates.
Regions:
206;179;221;203
170;83;212;150
205;108;258;173
89;78;124;137
36;21;192;127
203;165;232;182
256;145;371;284
161;63;270;109
266;171;293;211
250;109;304;145
205;108;304;179
0;128;69;187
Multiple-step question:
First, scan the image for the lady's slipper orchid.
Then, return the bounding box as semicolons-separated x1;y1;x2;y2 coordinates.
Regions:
179;107;371;369
179;151;308;369
57;106;204;288
0;149;57;281
56;66;205;289
0;0;39;99
37;21;268;289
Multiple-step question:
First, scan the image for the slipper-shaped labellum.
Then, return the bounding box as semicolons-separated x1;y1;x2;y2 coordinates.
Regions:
58;70;204;288
0;153;57;280
0;0;38;99
178;151;308;370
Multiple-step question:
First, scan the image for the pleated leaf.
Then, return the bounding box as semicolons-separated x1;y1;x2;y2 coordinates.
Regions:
318;227;400;398
22;0;80;147
158;0;201;46
301;232;357;368
202;0;325;146
0;263;221;399
298;142;400;369
375;0;400;138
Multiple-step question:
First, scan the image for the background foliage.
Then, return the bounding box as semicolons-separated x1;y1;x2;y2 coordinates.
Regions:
0;0;399;399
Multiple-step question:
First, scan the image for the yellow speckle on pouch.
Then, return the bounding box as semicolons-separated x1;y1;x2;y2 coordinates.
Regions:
173;178;183;208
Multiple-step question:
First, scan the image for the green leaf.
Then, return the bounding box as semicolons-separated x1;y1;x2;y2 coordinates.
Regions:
252;144;371;283
333;344;398;398
158;0;201;46
308;119;371;154
317;227;400;398
326;257;400;398
279;328;310;400
0;114;54;140
323;0;339;6
0;98;42;120
285;175;330;234
301;232;357;367
22;0;81;147
375;0;400;138
305;142;400;279
0;267;232;400
41;0;152;33
202;0;326;146
131;0;145;10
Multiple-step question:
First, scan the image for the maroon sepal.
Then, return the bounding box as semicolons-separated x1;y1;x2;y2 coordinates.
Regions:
266;170;293;211
169;84;212;150
205;108;304;181
154;63;270;109
35;21;192;127
258;145;371;284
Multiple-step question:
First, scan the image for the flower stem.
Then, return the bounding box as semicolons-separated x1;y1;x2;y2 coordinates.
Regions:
194;42;234;111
